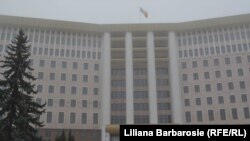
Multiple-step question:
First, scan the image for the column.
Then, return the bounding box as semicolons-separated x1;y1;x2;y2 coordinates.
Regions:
168;31;183;124
101;32;111;141
125;32;134;124
147;32;158;124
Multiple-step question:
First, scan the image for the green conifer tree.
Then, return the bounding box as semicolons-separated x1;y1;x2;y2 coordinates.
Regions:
0;29;46;141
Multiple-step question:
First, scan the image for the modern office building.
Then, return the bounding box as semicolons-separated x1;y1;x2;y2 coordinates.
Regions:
0;14;250;141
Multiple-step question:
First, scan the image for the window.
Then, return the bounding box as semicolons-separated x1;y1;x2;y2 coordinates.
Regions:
134;115;149;124
94;76;99;83
226;45;231;53
179;51;183;58
71;86;77;94
157;91;170;98
247;55;250;62
46;112;52;123
228;82;234;90
203;60;208;67
70;112;76;124
94;64;99;71
232;45;237;52
241;94;247;102
82;87;88;95
239;81;245;89
215;71;221;78
48;99;53;107
60;49;65;57
192;61;197;68
93;100;98;108
238;44;242;52
199;48;204;56
205;84;211;92
194;85;200;93
50;61;56;68
37;85;43;93
111;103;126;111
205;47;209;55
207;97;212;105
185;112;191;122
226;70;232;77
194;49;198;56
38;48;43;55
193;73;199;80
66;50;70;57
82;51;86;58
38;72;43;80
71;50;76;57
39;60;45;67
197;111;202;122
59;99;65;107
73;62;78;69
58;112;64;123
135;103;149;111
236;56;242;64
158;115;171;124
230;95;236;103
72;74;77;81
50;73;55;80
183;86;189;94
210;47;215;55
158;103;170;110
82;100;87;107
94;88;99;95
77;50;81;58
93;113;98;124
225;58;230;65
204;72;209;79
157;79;169;86
181;62;186;69
221;46;226;53
243;107;250;119
71;99;76;107
237;68;244;76
84;63;88;70
61;73;66;81
83;75;88;82
220;109;226;120
82;113;87;124
44;48;49;56
184;99;190;106
182;74;188;81
218;96;224;104
62;61;67;68
217;83;223;91
232;108;238;120
214;59;219;66
216;46;220;54
60;86;65;94
48;86;54;93
208;110;214;121
195;98;201;105
55;49;59;57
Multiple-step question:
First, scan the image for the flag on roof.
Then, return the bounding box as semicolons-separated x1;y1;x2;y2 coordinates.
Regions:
140;7;148;18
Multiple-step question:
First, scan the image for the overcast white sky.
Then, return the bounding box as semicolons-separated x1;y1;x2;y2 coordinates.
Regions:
0;0;250;24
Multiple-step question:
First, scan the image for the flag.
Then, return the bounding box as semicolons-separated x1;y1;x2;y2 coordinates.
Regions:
140;7;148;18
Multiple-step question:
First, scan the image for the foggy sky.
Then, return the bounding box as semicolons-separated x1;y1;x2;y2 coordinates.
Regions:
0;0;250;24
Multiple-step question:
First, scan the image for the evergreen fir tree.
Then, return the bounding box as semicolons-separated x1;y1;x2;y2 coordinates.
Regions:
68;130;75;141
0;29;46;141
55;130;66;141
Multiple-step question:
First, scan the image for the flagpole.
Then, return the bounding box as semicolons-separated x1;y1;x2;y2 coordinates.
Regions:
139;7;141;24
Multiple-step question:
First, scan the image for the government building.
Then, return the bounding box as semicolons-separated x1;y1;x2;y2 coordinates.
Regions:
0;14;250;141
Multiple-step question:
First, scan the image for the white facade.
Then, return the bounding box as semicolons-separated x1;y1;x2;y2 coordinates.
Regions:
0;14;250;141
